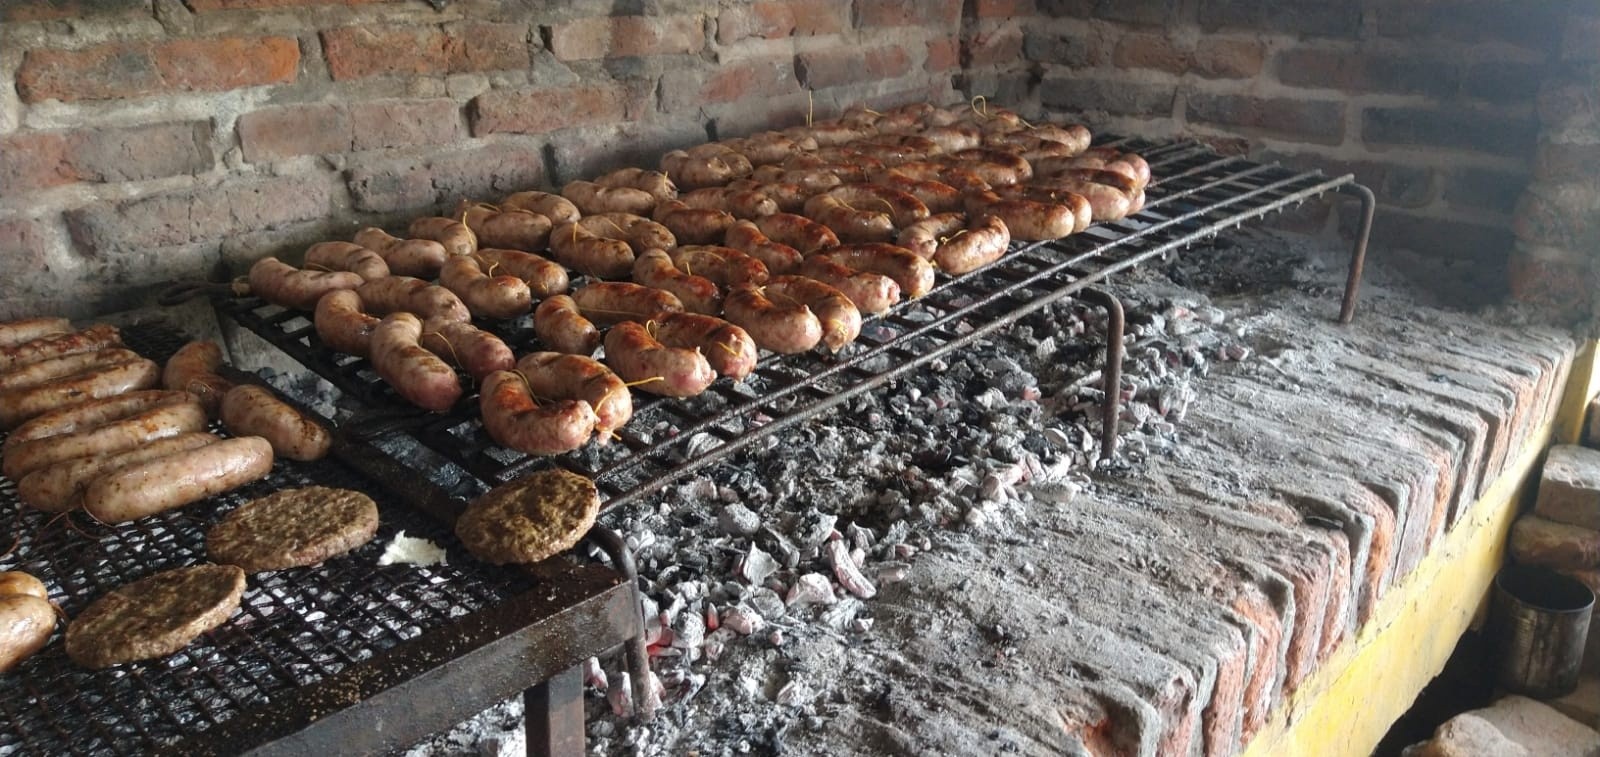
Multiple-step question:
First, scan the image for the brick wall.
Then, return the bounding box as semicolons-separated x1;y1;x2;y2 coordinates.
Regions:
1001;0;1580;306
0;0;962;319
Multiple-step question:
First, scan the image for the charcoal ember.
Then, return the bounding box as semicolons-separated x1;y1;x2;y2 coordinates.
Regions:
846;522;874;552
585;656;608;691
826;539;877;599
747;587;786;619
672;611;706;653
785;573;837;606
738;545;779;585
790;511;836;550
609;672;635;717
720;503;761;536
757;526;802;568
722;605;765;635
703;628;736;660
820;597;864;632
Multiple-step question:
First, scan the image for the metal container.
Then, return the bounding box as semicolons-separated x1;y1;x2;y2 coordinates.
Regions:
1488;564;1595;698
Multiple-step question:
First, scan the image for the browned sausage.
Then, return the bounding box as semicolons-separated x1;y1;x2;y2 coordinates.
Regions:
0;317;70;349
919;124;982;153
1031;123;1093;155
533;295;601;356
314;289;381;357
304;242;389;281
249;257;365;311
2;396;208;480
722;131;808;166
670;246;769;287
353;228;450;279
652;313;757;381
782;122;871;147
897;212;963;260
356;276;472;323
3;389;191;453
804;194;894;244
753;213;840;254
547;222;636;280
812;244;935;298
478;370;598;455
409;217;477;256
83;436;274;524
370;313;462;412
749;165;843;195
943;148;1032;186
1024;174;1136;222
0;324;120;374
463;207;553;252
679;187;778;219
0;347;140;394
501;191;582;224
723;220;803;275
603;321;715;398
991;185;1094;233
727;179;808;214
162;340;233;415
653;199;734;245
419;318;515;380
798;255;901;316
722;283;822;354
661;149;753;189
594;167;678;203
474;249;569;298
869;173;963;214
219;384;331;462
439;256;533;320
765;276;861;352
0;594;55;672
570;283;684;326
825;184;930;228
17;431;219;513
632;249;722;315
578;213;677;254
890;161;992;194
933;215;1010;274
563;180;656;216
515;352;632;442
0;356;161;429
966;190;1080;240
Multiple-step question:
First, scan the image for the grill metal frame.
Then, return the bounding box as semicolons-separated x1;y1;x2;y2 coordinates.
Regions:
218;135;1372;519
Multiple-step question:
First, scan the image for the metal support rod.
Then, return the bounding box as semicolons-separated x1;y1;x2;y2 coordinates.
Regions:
1082;288;1125;462
526;666;585;757
1339;183;1376;325
587;526;655;722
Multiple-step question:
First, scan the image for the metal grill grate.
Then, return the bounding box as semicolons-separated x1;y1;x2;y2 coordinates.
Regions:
219;135;1366;518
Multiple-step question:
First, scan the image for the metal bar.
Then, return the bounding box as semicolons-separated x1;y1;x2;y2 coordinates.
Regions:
525;666;584;757
1082;289;1125;462
586;526;653;722
1340;182;1376;325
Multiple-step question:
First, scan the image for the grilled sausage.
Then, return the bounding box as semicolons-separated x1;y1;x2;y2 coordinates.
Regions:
933;215;1010;274
0;317;70;349
501;191;582;225
804;194;895;244
812;244;935;298
897;212;962;260
473;249;569;298
314;289;380;357
631;249;723;315
669;246;769;287
303;242;389;281
679;187;778;220
419;318;515;380
3;389;192;452
1021;175;1135;222
603;321;715;398
2;396;207;480
356;276;472;323
594;167;678;203
0;594;54;673
653;313;758;381
533;295;601;356
0;347;140;394
722;131;808;166
219;384;331;462
439;255;533;320
748;165;844;195
942;148;1032;186
17;432;220;513
868;173;963;214
990;185;1094;233
462;207;554;252
722;283;823;354
547;222;636;279
478;370;598;456
653;200;734;245
370;313;463;412
570;283;684;326
798;255;901;316
408;217;476;256
661;149;753;189
753;213;840;255
249;257;365;311
918;124;982;153
162;341;234;415
966;190;1081;240
727;178;808;214
0;356;161;429
765;276;861;352
83;436;274;524
564;180;657;216
353;228;450;279
722;220;803;275
515;352;632;442
0;324;121;374
824;184;930;229
889;161;992;194
578;213;677;255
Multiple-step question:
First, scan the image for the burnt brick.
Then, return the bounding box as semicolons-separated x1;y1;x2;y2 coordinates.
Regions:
660;57;798;112
1197;0;1360;38
716;1;848;43
346;142;544;213
65;176;331;255
548;14;704;61
1036;0;1092;15
1188;94;1345;144
469;84;631;136
1462;61;1548;105
321;23;529;81
957;71;1033;108
1362;107;1536;158
972;0;1035;18
1442;167;1529;214
0;133;73;194
1192;38;1265;79
1041;75;1173;117
854;0;961;30
1094;0;1178;26
1515;181;1600;251
237;103;351;163
1112;33;1186;74
1023;29;1104;67
797;46;911;89
1537;446;1600;530
1508;246;1592;318
1275;49;1460;98
926;35;961;73
349;99;465;152
17;37;298;103
2;0;147;22
964;29;1025;68
1378;2;1562;51
1510;515;1600;570
1535;141;1600;184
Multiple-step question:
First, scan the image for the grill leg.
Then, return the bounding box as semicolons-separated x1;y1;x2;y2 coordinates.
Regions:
526;666;584;757
587;526;655;722
1083;288;1125;462
1339;182;1376;325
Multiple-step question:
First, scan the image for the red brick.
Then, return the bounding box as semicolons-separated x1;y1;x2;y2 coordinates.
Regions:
185;0;392;8
1508;246;1592;318
1275;48;1458;98
1023;29;1106;67
716;1;848;44
1535;142;1600;184
660;57;797;113
1363;106;1535;157
320;24;528;81
1192;38;1264;78
65;176;332;254
2;0;147;21
963;29;1024;68
925;36;960;73
1510;515;1600;570
972;0;1036;17
854;0;961;30
237;103;351;163
346;143;545;213
1188;94;1346;145
1378;2;1562;51
797;45;911;89
349;99;464;151
548;15;704;61
17;36;297;103
0;133;73;194
469;84;631;136
1112;33;1186;74
1041;75;1174;117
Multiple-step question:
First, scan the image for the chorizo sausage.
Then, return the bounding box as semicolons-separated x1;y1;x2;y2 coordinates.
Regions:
478;370;598;455
594;167;678;203
533;295;601;356
0;347;140;394
749;165;843;195
547;222;636;280
942;148;1032;186
723;220;803;275
515;352;632;442
419;318;516;380
303;241;389;281
162;340;233;415
17;431;219;513
765;276;861;352
577;213;677;254
670;245;769;287
868;173;963;214
83;436;274;524
501;191;582;225
804;194;895;244
889;161;992;194
798;255;901;315
313;289;380;357
727;179;808;214
356;276;472;323
248;257;364;311
0;594;55;673
753;213;840;254
811;243;935;298
679;187;778;219
0;356;161;429
409;217;477;256
602;321;715;398
653;199;734;246
570;282;684;326
632;249;722;315
661;149;753;189
370;313;463;412
0;324;121;374
966;190;1081;240
474;249;569;298
462;206;553;252
825;184;931;228
3;389;190;453
439;255;533;320
0;317;70;349
721;283;823;354
933;215;1010;274
652;313;757;381
563;180;657;216
2;396;208;480
219;384;331;462
353;228;449;279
